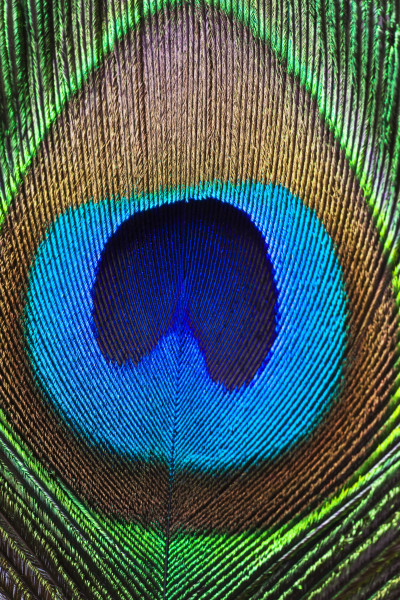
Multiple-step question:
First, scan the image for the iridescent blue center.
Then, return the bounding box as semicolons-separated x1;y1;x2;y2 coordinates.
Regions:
92;199;278;390
25;182;347;470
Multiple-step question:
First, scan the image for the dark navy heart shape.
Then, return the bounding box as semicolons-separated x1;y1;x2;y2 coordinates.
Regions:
92;198;278;390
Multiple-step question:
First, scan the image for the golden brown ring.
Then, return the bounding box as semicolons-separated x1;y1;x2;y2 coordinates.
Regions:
0;5;398;531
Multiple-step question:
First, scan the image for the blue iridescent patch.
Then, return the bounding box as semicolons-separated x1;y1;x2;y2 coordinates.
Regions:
25;182;347;470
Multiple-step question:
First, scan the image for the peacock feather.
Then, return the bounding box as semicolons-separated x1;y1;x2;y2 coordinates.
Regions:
0;0;400;598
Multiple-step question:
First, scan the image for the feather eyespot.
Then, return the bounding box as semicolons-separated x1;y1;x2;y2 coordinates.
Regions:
25;184;346;473
0;3;399;598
